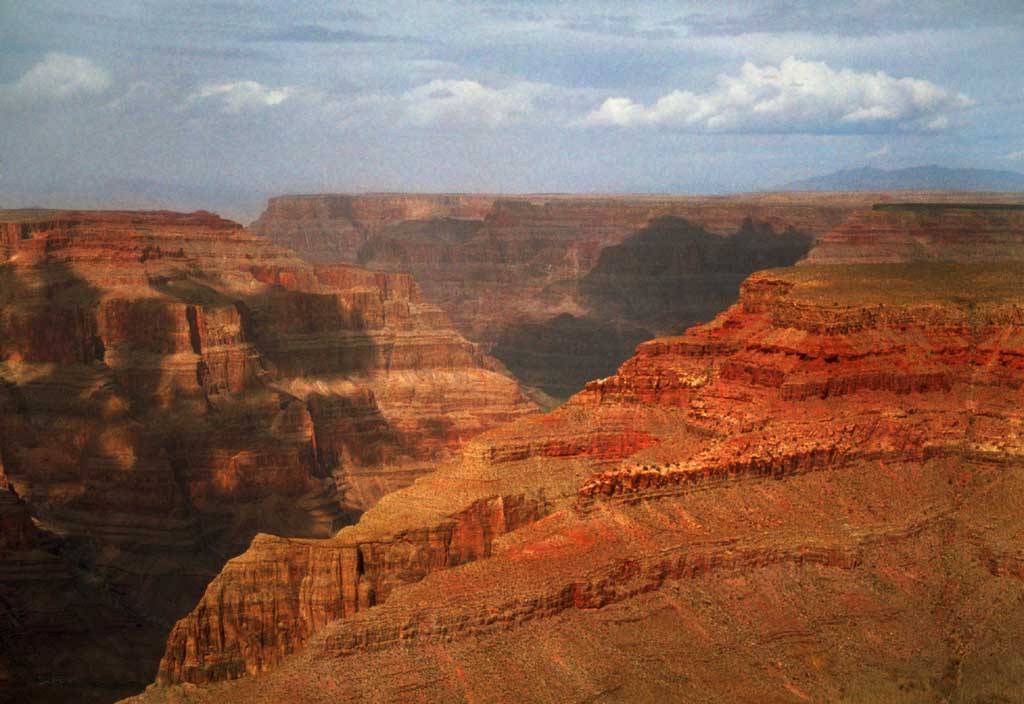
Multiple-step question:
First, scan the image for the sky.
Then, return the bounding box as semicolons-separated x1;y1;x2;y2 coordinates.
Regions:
1;0;1023;212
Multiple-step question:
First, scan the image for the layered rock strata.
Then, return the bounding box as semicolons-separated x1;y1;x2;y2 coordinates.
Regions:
804;202;1024;265
252;193;863;400
254;192;1024;401
0;208;533;702
136;260;1024;702
252;194;496;263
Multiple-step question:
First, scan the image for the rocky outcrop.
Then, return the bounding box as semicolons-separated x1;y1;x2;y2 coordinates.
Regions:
155;492;550;683
0;208;534;702
135;259;1024;702
0;459;35;554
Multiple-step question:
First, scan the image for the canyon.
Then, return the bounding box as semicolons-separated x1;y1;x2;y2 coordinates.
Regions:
0;209;534;703
250;193;853;401
130;235;1024;702
8;3;1024;701
251;192;1024;402
4;194;1024;703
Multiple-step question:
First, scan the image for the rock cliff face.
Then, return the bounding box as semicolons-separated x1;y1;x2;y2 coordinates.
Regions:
0;209;534;702
252;194;496;263
252;193;861;401
135;259;1024;703
804;203;1024;265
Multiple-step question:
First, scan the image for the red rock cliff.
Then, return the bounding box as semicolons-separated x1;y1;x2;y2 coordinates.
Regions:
138;260;1024;703
0;208;534;702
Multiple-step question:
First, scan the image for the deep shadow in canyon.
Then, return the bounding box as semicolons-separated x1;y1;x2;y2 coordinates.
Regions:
492;217;814;400
252;195;834;404
0;259;189;704
580;216;815;331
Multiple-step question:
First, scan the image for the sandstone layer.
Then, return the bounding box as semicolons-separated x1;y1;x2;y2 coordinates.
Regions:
134;259;1024;703
0;209;534;702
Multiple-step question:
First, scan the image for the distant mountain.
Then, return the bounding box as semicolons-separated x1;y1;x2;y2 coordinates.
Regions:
784;165;1024;192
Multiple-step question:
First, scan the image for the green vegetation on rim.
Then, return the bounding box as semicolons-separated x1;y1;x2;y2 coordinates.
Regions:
758;262;1024;308
872;203;1024;212
0;209;59;223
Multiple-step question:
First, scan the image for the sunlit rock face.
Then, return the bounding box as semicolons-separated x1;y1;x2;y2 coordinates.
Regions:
0;208;534;703
138;258;1024;704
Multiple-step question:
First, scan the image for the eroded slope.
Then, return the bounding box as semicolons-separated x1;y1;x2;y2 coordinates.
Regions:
805;203;1024;265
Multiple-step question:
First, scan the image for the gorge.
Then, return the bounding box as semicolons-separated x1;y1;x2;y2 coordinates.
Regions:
250;193;851;401
251;192;1024;402
131;250;1024;703
6;2;1023;701
3;195;1024;703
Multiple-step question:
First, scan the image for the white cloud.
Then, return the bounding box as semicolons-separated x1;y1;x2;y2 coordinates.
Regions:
1;53;111;107
183;77;573;128
581;57;973;133
1003;150;1024;161
191;80;295;113
866;144;891;158
401;79;555;127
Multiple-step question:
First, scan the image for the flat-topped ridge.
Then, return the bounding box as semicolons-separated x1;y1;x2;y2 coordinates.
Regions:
0;207;239;227
804;202;1024;266
873;202;1024;211
756;262;1024;308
